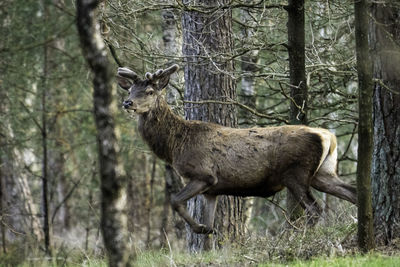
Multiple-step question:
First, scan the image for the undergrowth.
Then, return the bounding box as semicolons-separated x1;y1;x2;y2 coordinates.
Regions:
1;204;399;266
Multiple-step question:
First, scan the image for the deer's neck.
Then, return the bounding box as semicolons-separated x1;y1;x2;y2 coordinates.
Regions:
138;97;186;163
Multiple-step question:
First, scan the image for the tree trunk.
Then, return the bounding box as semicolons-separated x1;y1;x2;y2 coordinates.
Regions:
0;163;5;254
160;5;186;247
162;5;182;107
40;15;51;255
0;83;43;243
160;165;185;247
182;0;245;252
0;125;43;245
370;0;400;245
46;13;71;231
239;5;258;128
354;0;375;252
238;4;258;231
286;0;307;221
77;1;130;265
143;155;151;247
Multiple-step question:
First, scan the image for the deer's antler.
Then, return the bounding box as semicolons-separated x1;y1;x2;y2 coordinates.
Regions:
117;67;141;82
145;64;179;83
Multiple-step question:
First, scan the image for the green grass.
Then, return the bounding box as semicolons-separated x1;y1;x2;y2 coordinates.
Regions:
134;251;400;267
260;254;400;267
135;251;400;267
2;248;400;266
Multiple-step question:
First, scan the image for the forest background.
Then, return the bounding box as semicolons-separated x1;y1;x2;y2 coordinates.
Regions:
0;0;399;266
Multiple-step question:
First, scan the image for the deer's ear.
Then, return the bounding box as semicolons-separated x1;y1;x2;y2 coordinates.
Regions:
157;64;179;90
157;76;170;91
117;76;132;90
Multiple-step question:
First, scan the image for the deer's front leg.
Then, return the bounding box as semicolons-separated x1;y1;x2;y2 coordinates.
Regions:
171;179;216;234
203;194;218;231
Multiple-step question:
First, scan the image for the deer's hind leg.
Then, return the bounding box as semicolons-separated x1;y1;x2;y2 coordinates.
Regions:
283;168;323;224
311;172;357;204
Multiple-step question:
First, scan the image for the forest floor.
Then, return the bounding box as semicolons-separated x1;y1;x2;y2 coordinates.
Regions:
10;248;400;266
3;210;400;266
5;236;400;266
133;250;400;267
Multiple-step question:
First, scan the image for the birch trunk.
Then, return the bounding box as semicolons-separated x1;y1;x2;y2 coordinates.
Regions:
77;0;130;265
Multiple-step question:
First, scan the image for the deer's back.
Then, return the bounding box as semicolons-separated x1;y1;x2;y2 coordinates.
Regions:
174;124;325;197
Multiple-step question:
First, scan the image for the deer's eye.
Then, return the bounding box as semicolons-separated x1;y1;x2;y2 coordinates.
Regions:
146;88;154;95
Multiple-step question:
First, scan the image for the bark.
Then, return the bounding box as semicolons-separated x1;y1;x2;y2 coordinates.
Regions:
160;4;186;246
239;5;258;128
0;67;41;241
160;165;185;247
354;0;375;252
143;155;151;247
0;163;5;253
0;87;6;253
182;0;245;251
54;168;71;229
162;5;182;107
0;127;43;244
41;21;51;255
237;4;258;230
370;0;400;245
77;0;130;265
46;18;71;231
286;0;307;221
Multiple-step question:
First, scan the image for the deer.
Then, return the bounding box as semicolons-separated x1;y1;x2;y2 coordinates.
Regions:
117;64;357;234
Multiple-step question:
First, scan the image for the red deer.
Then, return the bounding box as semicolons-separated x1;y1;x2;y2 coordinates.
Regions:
117;65;357;234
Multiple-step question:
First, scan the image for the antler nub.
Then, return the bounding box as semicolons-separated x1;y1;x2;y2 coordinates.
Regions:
155;69;163;76
145;65;179;83
145;72;153;80
146;69;164;83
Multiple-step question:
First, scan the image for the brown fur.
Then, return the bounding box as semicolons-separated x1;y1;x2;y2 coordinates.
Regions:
118;65;357;234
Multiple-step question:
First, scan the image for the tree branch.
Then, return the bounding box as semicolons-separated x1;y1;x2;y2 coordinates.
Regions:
184;99;289;124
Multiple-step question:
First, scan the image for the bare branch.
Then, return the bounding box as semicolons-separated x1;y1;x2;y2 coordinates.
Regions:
183;99;289;124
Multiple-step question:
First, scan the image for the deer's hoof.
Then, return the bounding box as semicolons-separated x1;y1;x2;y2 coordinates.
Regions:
193;224;214;235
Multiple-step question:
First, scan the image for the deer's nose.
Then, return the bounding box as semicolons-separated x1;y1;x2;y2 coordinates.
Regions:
123;100;133;109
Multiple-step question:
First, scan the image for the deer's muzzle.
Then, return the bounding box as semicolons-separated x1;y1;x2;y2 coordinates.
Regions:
123;100;133;109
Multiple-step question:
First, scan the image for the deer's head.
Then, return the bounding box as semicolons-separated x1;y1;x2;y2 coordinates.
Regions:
117;65;179;113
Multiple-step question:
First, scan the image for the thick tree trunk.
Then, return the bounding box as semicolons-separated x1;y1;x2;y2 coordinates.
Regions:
77;0;130;265
370;0;400;245
182;0;245;251
354;0;375;252
286;0;307;221
239;5;258;128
